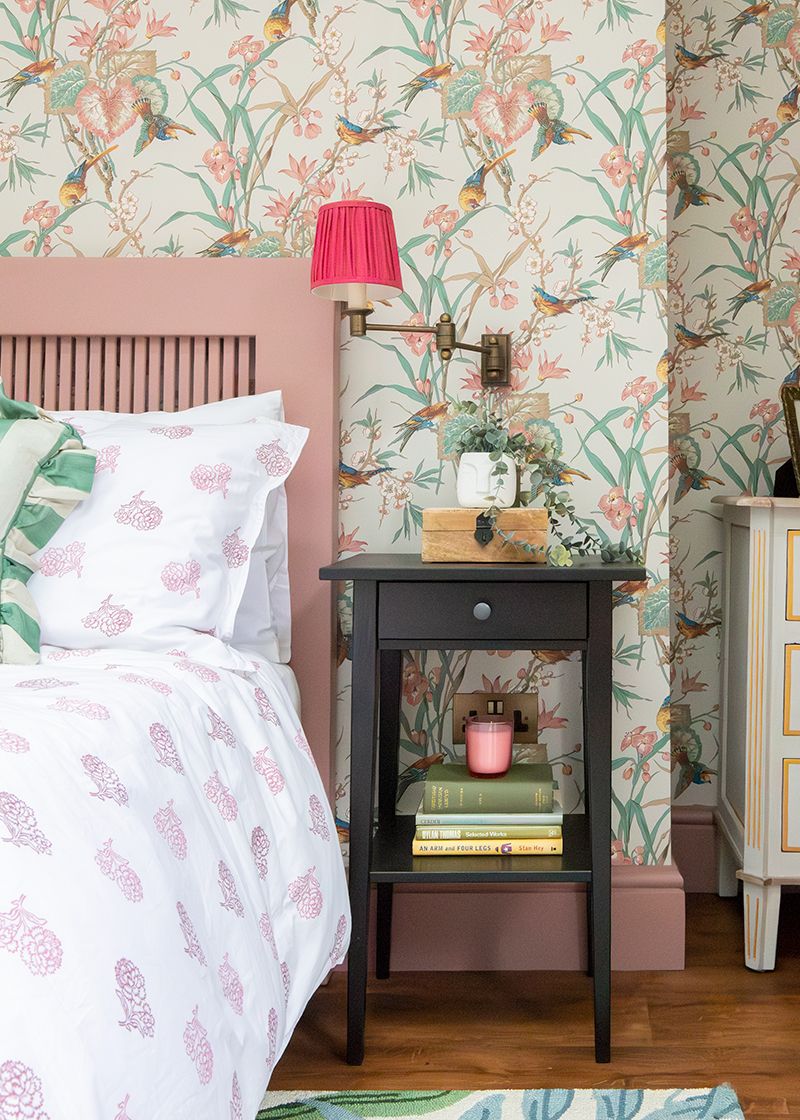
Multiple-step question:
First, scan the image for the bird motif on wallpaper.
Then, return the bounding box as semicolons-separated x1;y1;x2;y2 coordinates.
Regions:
777;85;799;122
133;98;195;155
2;56;56;105
656;350;669;384
675;611;717;639
532;285;595;318
264;0;297;42
727;3;770;40
397;753;445;801
595;232;649;282
336;115;398;146
537;460;591;487
672;454;723;502
198;229;252;257
335;817;350;843
613;580;647;608
393;401;449;453
399;63;452;110
727;278;771;320
674;44;725;70
656;697;672;735
58;145;117;208
533;650;573;665
339;461;391;489
671;171;723;218
782;365;800;386
673;748;716;797
458;149;515;211
529;101;591;160
674;323;721;349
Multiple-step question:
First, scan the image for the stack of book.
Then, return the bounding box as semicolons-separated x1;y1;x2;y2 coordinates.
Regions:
412;762;563;856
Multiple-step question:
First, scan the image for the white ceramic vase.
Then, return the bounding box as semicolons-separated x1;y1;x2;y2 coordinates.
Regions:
456;452;517;508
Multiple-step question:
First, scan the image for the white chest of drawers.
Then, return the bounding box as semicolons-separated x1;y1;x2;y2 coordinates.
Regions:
715;496;800;970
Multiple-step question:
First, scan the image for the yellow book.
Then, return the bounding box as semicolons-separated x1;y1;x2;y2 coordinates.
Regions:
412;837;563;857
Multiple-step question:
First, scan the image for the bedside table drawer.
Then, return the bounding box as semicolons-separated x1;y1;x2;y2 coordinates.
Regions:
379;581;587;642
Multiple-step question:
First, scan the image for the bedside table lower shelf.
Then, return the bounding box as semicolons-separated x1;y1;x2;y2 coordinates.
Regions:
371;814;592;884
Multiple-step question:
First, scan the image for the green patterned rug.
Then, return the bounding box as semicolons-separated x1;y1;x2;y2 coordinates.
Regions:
257;1088;744;1120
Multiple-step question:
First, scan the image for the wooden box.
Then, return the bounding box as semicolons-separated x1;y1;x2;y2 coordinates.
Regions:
421;507;548;563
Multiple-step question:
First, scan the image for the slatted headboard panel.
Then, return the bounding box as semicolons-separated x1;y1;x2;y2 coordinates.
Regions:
0;258;339;792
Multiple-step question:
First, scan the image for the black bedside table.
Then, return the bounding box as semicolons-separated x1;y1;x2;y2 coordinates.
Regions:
319;554;646;1066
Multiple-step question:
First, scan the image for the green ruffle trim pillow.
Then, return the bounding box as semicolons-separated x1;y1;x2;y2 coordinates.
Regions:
0;384;96;664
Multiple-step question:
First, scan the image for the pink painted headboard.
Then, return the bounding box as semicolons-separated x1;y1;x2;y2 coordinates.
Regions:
0;258;339;792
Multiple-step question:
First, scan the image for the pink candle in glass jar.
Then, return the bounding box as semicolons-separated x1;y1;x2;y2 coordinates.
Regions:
465;716;513;778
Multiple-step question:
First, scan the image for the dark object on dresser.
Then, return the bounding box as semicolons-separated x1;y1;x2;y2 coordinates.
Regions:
773;458;799;498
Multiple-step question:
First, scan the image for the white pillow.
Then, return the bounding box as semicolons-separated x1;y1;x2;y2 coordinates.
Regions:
30;414;307;664
54;393;291;662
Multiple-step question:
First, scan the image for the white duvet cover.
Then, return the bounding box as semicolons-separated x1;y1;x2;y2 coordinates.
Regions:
0;647;349;1120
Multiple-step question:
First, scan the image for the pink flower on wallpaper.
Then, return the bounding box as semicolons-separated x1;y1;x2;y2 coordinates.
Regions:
256;439;291;477
222;528;249;569
218;953;244;1015
114;490;164;531
308;794;330;840
153;800;188;860
280;960;291;1004
81;754;129;805
0;1059;49;1120
0;791;52;854
119;673;172;695
150;424;193;439
95;839;143;902
622;375;657;408
471;84;533;147
0;729;30;754
288;866;323;919
82;595;133;638
253;746;285;795
95;444;121;474
598;485;634;531
38;541;85;578
600;145;635;188
399;311;435;356
161;560;202;598
730;206;760;243
203;140;241;184
409;0;439;16
208;707;237;749
251;825;270;879
204;771;238;821
0;895;63;976
267;1006;279;1067
177;901;207;966
230;1071;243;1120
218;860;244;917
258;911;278;959
622;38;656;67
254;686;279;725
49;696;110;720
330;913;348;966
620;726;657;759
76;78;138;140
22;199;58;230
115;958;155;1037
16;677;75;690
184;1006;214;1085
190;462;232;497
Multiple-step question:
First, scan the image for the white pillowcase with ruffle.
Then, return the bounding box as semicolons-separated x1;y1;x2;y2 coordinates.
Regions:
29;414;307;666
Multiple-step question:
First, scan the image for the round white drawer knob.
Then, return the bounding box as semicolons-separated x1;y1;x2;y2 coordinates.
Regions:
473;601;492;621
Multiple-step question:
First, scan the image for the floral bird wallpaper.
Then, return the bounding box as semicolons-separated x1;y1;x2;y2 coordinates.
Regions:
0;0;685;867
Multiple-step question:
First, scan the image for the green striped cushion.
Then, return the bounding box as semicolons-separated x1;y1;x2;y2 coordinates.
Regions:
0;385;96;664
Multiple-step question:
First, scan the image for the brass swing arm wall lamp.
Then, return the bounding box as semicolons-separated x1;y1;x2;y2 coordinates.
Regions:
310;200;511;388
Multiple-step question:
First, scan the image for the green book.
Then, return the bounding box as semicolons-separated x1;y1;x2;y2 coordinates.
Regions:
422;763;555;815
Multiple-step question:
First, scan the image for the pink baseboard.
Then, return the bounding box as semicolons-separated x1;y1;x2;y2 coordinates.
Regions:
361;863;685;971
671;805;718;893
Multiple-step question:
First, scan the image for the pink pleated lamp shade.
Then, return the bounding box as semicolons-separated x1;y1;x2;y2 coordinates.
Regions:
310;200;403;301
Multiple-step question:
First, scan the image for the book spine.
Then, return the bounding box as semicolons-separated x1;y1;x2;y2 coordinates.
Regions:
415;812;563;828
423;778;554;814
412;838;563;856
415;825;562;840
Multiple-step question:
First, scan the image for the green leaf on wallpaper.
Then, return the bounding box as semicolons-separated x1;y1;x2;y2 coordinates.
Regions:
441;67;485;119
639;238;666;291
245;235;283;258
44;63;88;114
765;282;800;326
764;6;795;46
131;75;168;116
639;582;669;636
440;412;480;457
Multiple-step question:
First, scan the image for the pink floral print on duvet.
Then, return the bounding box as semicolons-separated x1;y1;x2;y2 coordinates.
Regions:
0;648;349;1120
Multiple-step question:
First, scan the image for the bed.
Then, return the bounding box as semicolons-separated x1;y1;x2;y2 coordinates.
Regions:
0;259;346;1120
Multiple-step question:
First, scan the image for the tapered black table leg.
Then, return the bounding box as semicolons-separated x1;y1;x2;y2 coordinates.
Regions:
346;581;379;1065
582;650;593;979
585;582;612;1063
376;649;402;980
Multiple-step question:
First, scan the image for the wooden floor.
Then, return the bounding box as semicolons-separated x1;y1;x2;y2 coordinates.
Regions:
272;893;800;1117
